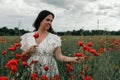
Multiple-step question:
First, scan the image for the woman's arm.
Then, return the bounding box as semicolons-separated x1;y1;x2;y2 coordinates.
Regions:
54;47;83;62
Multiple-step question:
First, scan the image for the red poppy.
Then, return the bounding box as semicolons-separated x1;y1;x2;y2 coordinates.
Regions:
85;75;93;80
10;65;17;72
21;54;29;61
5;59;18;69
53;75;60;80
41;75;48;80
14;43;21;47
0;76;8;80
5;59;19;73
44;65;49;71
22;61;28;66
2;50;7;55
33;32;39;39
66;64;73;72
74;52;83;57
15;54;21;59
31;73;39;80
89;49;100;56
77;41;84;46
7;45;17;51
87;42;92;47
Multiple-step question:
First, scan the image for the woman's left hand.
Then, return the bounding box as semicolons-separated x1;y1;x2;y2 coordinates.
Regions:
75;57;84;63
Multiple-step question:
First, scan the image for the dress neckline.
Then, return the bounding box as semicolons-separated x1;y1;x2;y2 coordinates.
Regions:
34;32;50;45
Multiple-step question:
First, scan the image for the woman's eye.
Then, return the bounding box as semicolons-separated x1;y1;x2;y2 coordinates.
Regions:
46;19;52;22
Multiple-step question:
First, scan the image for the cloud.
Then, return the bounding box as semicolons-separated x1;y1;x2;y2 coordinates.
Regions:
0;0;37;17
0;0;120;31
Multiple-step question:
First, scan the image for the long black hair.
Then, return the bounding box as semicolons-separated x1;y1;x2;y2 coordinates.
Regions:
33;10;55;33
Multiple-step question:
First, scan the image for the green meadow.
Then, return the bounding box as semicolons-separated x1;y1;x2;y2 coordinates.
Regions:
0;35;120;80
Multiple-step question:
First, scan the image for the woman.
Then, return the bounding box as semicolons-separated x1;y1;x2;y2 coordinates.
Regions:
20;10;83;79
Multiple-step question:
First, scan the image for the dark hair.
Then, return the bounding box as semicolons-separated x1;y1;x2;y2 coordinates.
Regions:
33;10;54;32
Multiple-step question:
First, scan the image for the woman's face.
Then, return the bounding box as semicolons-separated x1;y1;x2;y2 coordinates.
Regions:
40;14;53;30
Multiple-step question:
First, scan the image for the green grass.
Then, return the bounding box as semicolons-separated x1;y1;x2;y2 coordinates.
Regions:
0;36;120;80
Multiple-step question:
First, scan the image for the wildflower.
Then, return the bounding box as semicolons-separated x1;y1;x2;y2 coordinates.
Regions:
77;41;84;46
2;50;7;55
22;61;29;67
52;75;60;80
15;54;21;59
31;73;39;80
87;42;92;47
0;76;8;80
44;65;49;71
74;52;83;57
10;65;17;72
66;64;73;72
85;75;93;80
21;54;29;61
7;45;17;51
99;48;106;53
5;59;18;73
89;49;100;56
41;75;48;80
5;59;18;69
14;43;21;47
33;32;39;39
82;45;88;51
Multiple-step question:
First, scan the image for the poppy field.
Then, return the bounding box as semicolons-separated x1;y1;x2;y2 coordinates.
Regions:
0;35;120;80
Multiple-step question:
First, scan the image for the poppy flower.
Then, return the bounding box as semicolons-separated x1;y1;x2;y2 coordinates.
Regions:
77;41;84;46
7;45;17;51
74;53;83;57
31;73;39;80
41;75;48;80
53;75;60;80
66;64;73;72
85;75;93;80
2;50;7;55
15;54;21;59
33;32;39;39
22;61;28;66
0;76;8;80
87;42;92;47
44;65;49;71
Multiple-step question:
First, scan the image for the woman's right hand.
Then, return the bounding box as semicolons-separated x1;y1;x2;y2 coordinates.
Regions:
28;45;37;53
74;57;84;63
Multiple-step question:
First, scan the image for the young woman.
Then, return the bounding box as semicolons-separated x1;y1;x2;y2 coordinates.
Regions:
20;10;83;79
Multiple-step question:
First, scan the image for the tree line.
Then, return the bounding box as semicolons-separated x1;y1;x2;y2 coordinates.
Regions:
57;29;120;36
0;27;29;36
0;26;120;36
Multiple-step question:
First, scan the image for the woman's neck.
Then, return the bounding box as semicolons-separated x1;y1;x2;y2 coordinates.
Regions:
37;29;48;35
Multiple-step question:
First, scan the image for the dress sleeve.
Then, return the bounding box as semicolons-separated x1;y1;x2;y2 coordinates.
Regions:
20;33;37;51
20;33;28;51
52;35;62;49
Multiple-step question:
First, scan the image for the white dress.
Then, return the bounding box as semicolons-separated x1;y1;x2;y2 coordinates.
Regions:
20;32;61;78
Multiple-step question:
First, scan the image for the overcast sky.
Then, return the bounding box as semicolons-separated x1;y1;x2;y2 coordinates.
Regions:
0;0;120;32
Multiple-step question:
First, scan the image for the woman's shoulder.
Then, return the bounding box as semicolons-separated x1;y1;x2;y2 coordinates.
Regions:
48;33;62;47
49;33;61;39
48;33;62;42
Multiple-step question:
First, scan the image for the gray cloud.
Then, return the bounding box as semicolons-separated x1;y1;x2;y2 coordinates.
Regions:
40;0;68;8
0;0;120;31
